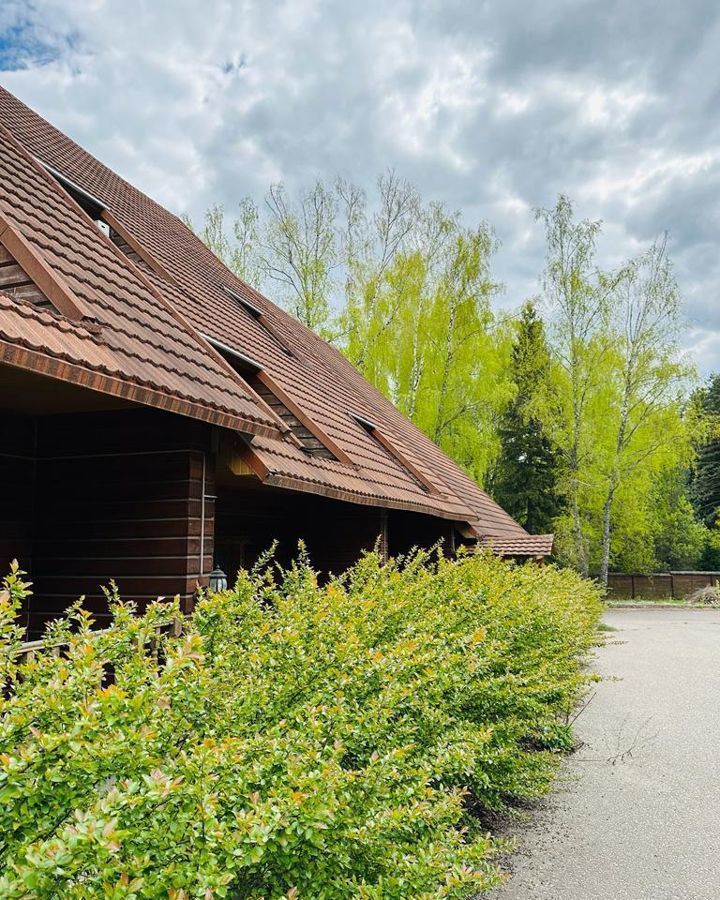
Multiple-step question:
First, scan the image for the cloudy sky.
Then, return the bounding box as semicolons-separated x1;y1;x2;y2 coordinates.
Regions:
1;0;718;372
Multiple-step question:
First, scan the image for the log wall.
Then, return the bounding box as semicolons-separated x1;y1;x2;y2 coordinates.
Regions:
388;509;456;558
0;414;36;578
3;406;466;638
2;409;216;639
214;485;388;580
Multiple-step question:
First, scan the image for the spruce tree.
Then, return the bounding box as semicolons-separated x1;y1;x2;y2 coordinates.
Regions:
691;374;720;527
491;301;562;534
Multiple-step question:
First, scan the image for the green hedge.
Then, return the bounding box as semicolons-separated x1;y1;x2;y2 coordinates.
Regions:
0;550;601;899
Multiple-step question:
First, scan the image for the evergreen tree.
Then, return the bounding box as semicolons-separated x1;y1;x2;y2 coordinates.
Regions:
691;374;720;527
491;301;562;534
651;467;707;570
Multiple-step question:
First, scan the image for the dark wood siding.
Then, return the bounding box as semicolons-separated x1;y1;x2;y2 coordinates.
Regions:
214;485;386;580
1;409;216;639
388;509;456;559
0;415;36;614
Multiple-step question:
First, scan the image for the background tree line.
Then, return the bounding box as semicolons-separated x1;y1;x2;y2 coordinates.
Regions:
185;179;720;582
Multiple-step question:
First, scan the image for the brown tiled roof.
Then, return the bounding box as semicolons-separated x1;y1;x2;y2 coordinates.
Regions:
0;120;280;437
479;534;555;557
0;85;538;540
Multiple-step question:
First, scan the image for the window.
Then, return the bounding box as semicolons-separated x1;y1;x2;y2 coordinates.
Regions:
354;414;441;495
224;286;295;357
41;160;106;229
205;334;350;463
40;159;171;281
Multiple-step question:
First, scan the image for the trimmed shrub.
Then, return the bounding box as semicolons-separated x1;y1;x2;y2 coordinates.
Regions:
0;550;601;899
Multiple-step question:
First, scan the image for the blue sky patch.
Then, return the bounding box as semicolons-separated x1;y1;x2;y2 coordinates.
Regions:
0;18;61;72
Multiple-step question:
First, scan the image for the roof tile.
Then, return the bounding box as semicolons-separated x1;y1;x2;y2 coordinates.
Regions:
0;85;540;539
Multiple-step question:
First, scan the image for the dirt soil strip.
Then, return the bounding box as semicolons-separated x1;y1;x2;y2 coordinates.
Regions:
483;608;720;900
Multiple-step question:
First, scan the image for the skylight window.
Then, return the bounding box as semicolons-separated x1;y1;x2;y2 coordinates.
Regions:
224;286;295;357
353;414;441;495
41;160;106;226
204;333;350;463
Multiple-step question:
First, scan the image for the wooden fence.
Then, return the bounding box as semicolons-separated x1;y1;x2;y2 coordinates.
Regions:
12;617;184;667
606;571;720;600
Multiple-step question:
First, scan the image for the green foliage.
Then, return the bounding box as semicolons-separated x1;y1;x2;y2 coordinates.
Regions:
698;527;720;570
187;184;707;574
490;301;563;533
690;374;720;528
650;468;709;570
0;553;601;898
344;215;511;484
187;175;513;485
535;198;696;579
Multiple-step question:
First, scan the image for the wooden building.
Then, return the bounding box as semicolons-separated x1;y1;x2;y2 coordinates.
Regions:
0;86;552;638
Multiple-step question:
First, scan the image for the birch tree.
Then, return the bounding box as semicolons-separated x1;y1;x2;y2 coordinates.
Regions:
260;181;338;336
339;171;421;370
536;196;613;575
420;225;511;481
182;200;262;286
597;238;690;583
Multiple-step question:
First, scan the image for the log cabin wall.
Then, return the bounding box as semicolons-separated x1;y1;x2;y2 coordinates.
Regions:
214;485;456;581
3;406;464;639
14;409;216;639
0;415;36;594
387;509;456;559
214;485;389;581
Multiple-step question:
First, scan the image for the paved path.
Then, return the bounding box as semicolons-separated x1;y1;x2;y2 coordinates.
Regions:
486;608;720;900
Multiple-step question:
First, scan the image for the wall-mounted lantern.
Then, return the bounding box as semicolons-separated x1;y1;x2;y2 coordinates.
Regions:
208;565;228;593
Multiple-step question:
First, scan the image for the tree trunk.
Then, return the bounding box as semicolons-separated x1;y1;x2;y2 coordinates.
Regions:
600;372;632;585
569;376;589;576
599;477;617;585
570;487;588;577
432;297;456;444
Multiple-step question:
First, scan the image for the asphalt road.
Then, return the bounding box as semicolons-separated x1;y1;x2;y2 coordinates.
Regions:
485;608;720;900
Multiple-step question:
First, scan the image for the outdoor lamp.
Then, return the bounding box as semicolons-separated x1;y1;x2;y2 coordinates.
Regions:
209;565;228;592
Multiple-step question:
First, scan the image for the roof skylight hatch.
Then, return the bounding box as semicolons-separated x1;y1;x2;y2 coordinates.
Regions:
205;333;350;463
39;158;173;282
224;286;295;357
353;414;441;495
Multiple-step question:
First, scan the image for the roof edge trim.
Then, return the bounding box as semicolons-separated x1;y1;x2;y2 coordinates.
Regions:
0;340;281;438
261;470;479;521
35;157;106;212
203;333;264;372
352;413;442;496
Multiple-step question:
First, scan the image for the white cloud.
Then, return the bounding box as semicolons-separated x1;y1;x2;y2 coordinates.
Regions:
1;0;719;373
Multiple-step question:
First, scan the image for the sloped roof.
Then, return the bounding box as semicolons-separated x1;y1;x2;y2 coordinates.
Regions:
0;84;544;551
479;534;554;558
0;120;281;437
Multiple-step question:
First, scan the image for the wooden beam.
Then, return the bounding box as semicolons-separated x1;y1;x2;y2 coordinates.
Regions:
231;439;270;481
379;509;389;562
257;370;354;465
368;426;441;495
101;208;179;286
0;208;88;321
